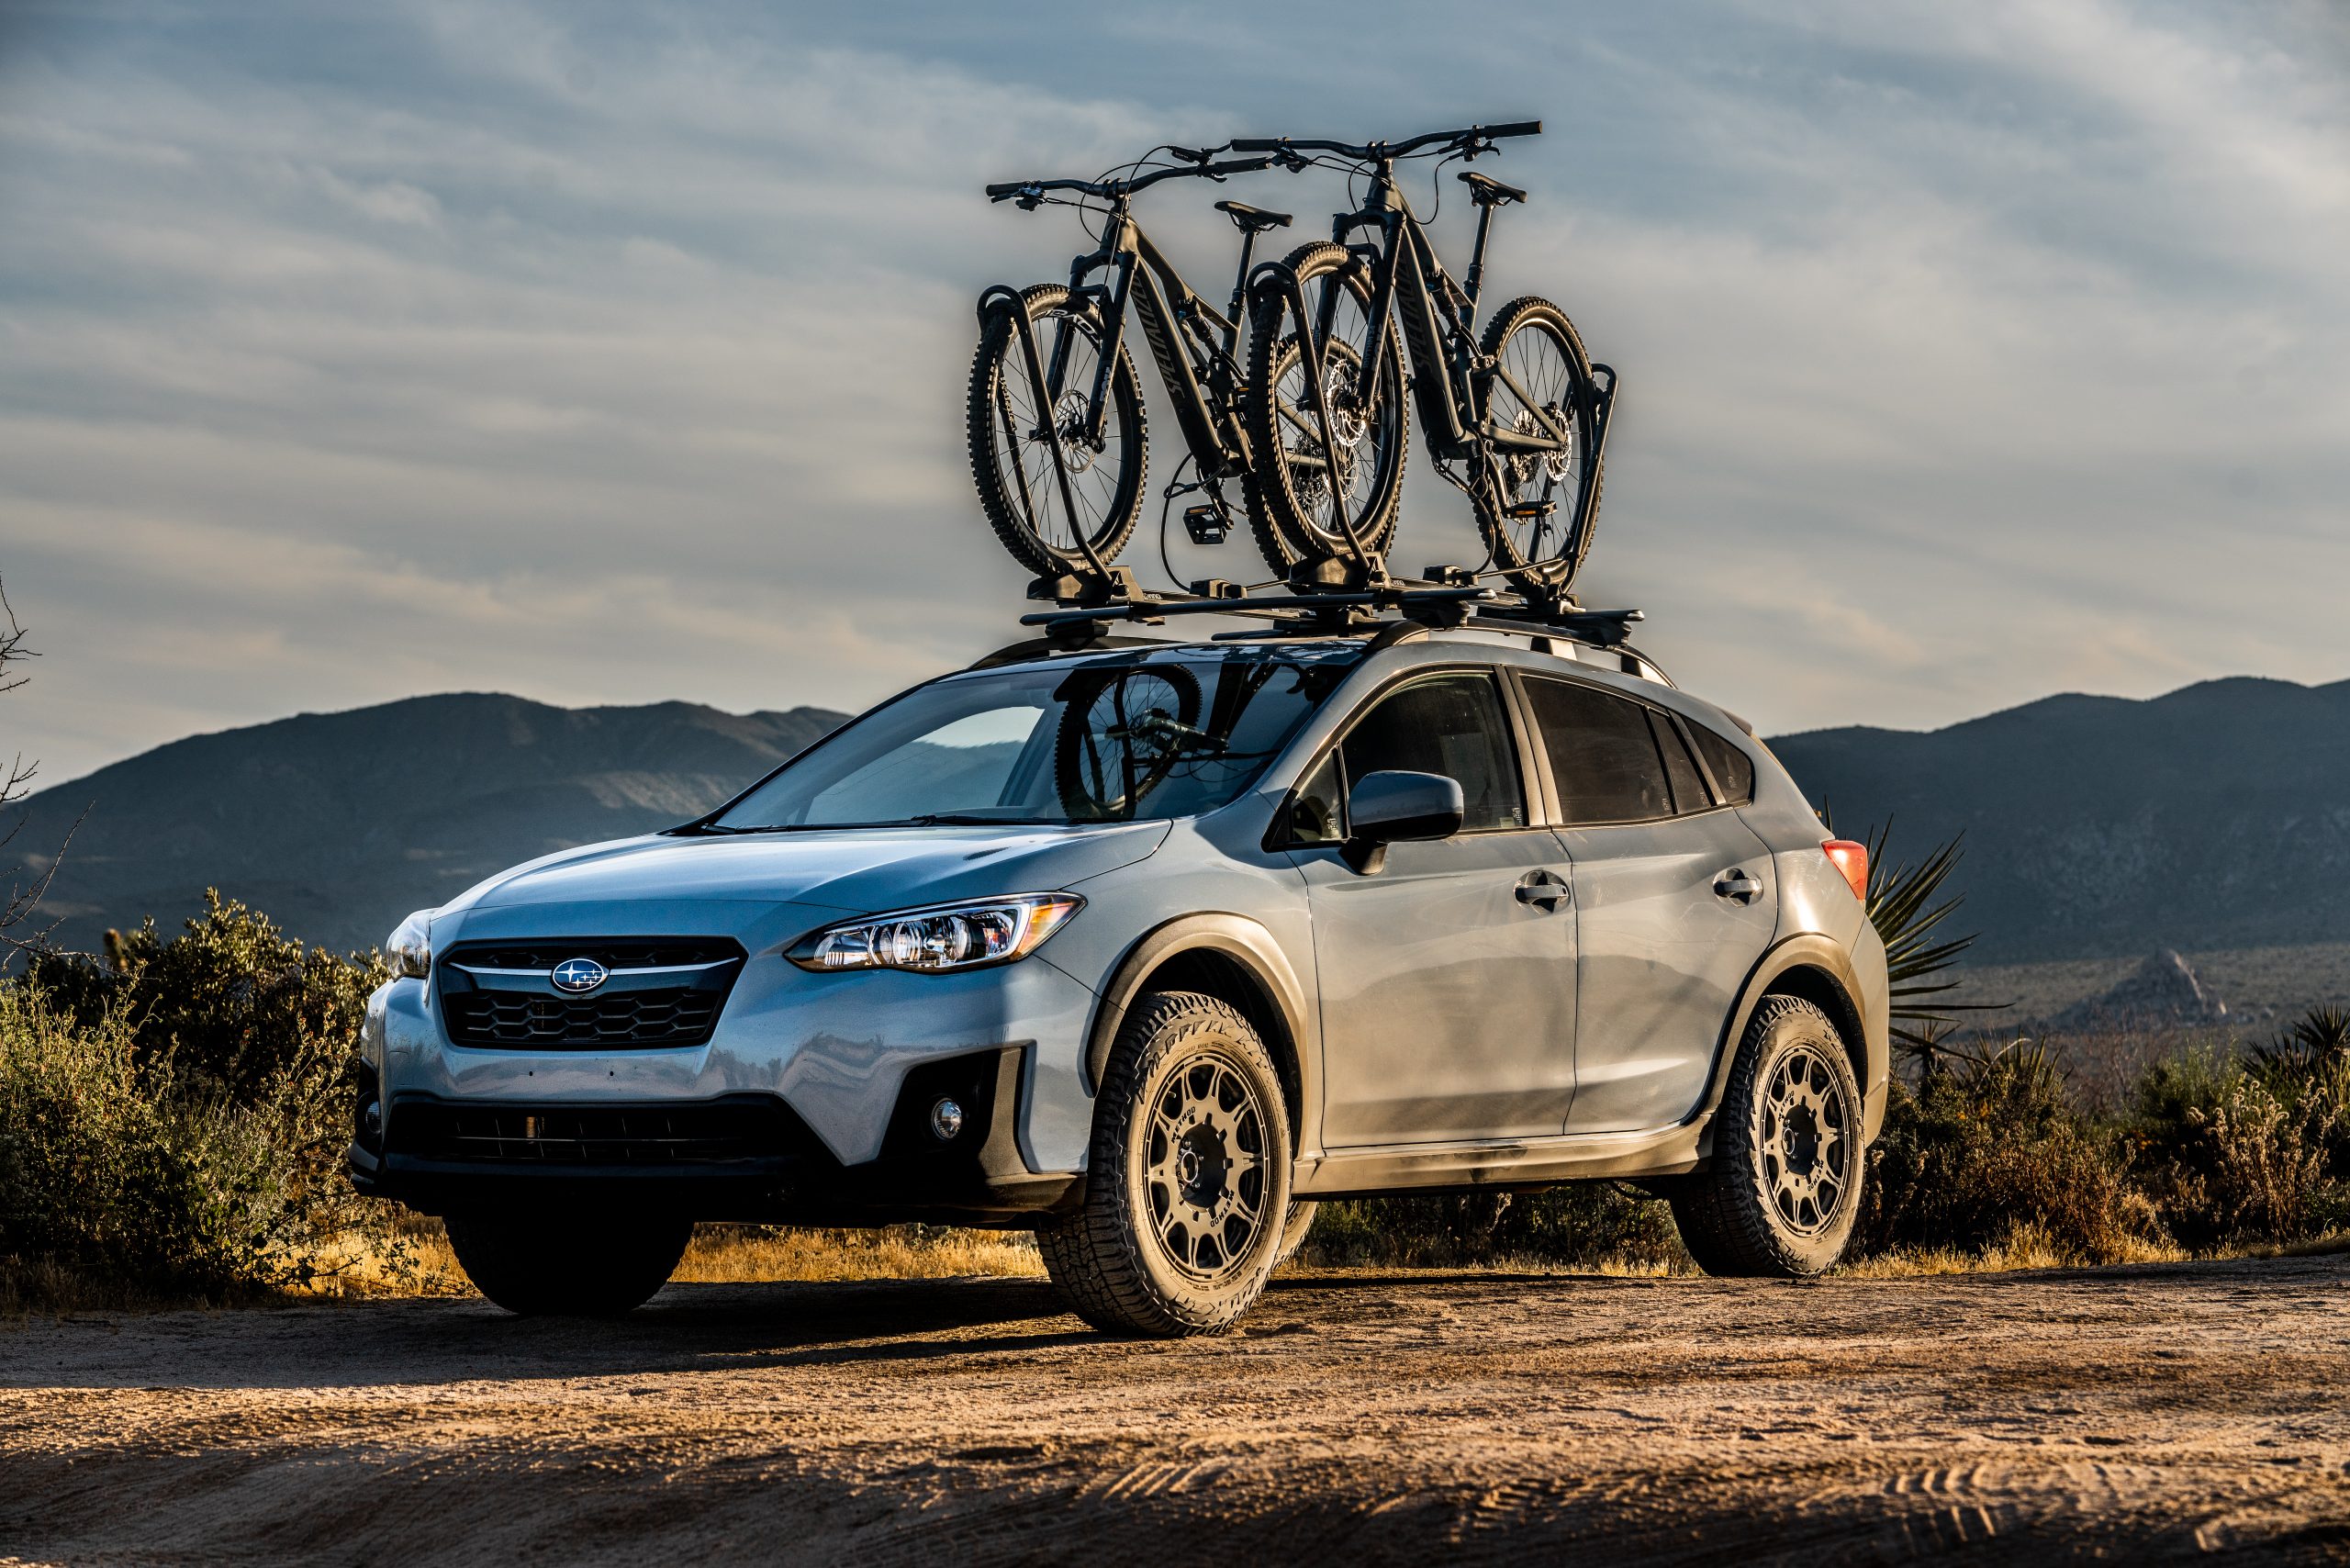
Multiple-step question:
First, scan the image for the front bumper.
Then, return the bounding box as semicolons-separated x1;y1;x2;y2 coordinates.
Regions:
352;902;1103;1223
350;1046;1080;1226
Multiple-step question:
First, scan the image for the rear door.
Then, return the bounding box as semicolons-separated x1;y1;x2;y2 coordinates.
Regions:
1286;670;1580;1146
1517;675;1779;1136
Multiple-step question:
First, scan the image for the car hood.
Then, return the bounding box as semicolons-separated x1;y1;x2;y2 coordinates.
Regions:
437;820;1171;924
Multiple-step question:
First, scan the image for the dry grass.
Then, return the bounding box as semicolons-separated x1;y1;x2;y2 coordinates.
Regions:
1835;1222;2189;1279
673;1224;1045;1282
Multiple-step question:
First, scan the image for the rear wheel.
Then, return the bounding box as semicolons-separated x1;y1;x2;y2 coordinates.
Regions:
967;284;1147;578
1038;991;1292;1336
1242;243;1407;576
1671;996;1863;1276
444;1211;692;1316
1475;295;1602;595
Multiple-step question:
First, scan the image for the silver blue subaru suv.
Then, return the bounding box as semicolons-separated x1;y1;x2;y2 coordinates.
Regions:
352;622;1888;1335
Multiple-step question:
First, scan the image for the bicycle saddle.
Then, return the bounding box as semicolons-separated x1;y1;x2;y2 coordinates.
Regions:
1215;200;1293;233
1458;171;1528;207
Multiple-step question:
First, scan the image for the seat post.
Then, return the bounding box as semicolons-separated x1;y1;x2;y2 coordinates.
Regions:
1227;230;1259;329
1463;202;1499;306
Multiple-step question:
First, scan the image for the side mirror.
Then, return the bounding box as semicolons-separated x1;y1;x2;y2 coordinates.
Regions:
1343;770;1464;872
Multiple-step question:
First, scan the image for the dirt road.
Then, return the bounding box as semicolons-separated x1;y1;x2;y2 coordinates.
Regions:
4;1254;2347;1564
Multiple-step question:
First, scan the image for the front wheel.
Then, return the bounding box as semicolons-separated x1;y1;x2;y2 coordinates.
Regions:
1038;991;1293;1336
443;1211;693;1316
1474;295;1602;595
1670;996;1864;1276
1242;243;1408;576
967;284;1148;579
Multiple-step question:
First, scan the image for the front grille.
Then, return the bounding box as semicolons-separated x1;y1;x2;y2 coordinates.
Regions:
435;936;746;1050
390;1097;799;1167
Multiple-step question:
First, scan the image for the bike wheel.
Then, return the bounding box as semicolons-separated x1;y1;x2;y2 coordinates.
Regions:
1475;295;1602;595
1242;243;1407;576
1053;665;1203;820
967;284;1148;579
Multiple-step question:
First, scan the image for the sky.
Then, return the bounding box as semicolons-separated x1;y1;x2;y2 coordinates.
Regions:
1;0;2344;785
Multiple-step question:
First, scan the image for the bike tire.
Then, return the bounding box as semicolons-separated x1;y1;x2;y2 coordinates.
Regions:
1474;295;1603;595
967;284;1148;578
1053;664;1203;820
1241;243;1408;577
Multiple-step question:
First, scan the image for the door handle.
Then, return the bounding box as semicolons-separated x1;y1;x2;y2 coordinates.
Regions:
1516;871;1572;911
1714;869;1764;902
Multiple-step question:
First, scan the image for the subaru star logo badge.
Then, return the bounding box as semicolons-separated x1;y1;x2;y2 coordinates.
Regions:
550;957;610;994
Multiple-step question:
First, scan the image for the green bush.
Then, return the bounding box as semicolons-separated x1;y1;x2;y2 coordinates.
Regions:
0;986;294;1297
1856;1042;2159;1263
2129;1024;2349;1249
3;893;390;1305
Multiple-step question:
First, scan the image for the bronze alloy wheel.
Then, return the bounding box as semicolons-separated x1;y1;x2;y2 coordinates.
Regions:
1759;1040;1855;1238
1142;1050;1271;1280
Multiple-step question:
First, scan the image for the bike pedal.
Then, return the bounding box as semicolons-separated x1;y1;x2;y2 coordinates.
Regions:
1181;504;1229;545
1504;502;1557;520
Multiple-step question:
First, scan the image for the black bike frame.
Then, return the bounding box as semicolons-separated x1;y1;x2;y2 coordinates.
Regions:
1044;201;1268;481
1324;163;1572;465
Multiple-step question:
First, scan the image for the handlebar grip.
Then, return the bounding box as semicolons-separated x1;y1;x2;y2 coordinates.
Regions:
984;182;1026;200
1207;156;1274;177
1226;137;1283;152
1483;120;1542;140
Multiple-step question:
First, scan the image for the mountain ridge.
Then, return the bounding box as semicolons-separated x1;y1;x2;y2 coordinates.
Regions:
12;673;2349;965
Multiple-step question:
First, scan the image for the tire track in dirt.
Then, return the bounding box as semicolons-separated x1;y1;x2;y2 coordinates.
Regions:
3;1257;2347;1564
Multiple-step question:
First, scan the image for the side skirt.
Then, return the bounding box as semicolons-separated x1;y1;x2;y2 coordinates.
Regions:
1292;1118;1707;1200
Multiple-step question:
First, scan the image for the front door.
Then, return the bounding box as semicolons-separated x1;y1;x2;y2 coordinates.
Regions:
1517;675;1780;1135
1288;671;1579;1146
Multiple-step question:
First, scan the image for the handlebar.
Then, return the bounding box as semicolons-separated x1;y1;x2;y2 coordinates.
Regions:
1230;121;1540;163
987;155;1275;205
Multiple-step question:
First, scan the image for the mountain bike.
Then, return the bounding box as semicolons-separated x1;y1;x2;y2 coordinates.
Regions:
969;149;1407;587
1232;123;1615;598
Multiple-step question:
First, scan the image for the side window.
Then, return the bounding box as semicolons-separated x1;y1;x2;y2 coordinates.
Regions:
1338;674;1526;832
1524;678;1674;824
1288;750;1345;844
1685;719;1756;807
1648;710;1713;814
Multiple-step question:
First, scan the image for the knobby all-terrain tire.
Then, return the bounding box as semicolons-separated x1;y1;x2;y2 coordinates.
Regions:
1671;995;1864;1277
1474;294;1604;596
443;1211;693;1317
1241;241;1407;576
966;283;1148;579
1037;990;1293;1336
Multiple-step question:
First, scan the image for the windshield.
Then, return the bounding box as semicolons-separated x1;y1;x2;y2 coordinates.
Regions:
705;646;1357;831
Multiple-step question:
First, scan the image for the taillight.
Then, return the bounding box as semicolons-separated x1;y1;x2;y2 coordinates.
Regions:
1821;839;1868;902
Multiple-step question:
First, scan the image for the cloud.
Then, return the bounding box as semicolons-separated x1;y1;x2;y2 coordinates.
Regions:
0;0;2344;785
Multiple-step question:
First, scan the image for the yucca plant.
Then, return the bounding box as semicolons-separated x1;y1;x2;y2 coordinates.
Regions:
1826;812;2007;1059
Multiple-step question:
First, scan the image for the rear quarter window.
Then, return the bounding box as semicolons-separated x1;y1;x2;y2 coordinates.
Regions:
1684;719;1756;807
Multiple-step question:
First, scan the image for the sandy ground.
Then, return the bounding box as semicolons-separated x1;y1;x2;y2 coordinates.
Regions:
3;1254;2347;1565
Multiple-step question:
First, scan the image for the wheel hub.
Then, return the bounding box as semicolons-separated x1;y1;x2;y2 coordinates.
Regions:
1048;392;1098;473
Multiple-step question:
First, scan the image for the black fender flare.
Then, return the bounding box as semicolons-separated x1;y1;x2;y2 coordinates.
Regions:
1693;933;1887;1151
1081;912;1315;1141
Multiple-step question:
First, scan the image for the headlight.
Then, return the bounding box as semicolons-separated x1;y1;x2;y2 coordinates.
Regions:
787;893;1082;974
386;908;436;979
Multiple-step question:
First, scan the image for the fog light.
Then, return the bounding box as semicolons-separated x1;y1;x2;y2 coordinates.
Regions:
359;1099;382;1146
928;1097;966;1141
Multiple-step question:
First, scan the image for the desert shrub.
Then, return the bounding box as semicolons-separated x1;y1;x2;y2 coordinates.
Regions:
1305;1183;1684;1271
1856;1042;2157;1263
0;985;296;1297
3;895;394;1305
2129;1016;2350;1249
29;890;386;1106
